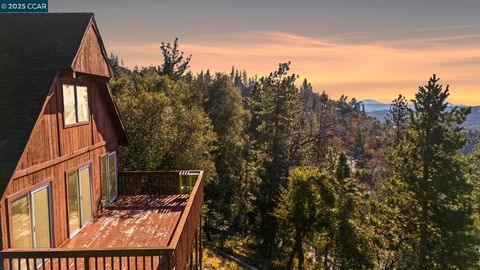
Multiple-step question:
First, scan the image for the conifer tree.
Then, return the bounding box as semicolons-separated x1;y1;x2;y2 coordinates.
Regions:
158;38;191;80
385;94;409;145
201;74;248;242
255;62;299;258
387;75;477;269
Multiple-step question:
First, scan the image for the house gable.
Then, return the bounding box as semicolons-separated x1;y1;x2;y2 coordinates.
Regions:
72;21;112;78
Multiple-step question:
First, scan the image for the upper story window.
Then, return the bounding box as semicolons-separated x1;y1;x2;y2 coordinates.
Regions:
63;84;89;125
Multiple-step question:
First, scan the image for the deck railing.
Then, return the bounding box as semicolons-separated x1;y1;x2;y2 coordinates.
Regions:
0;247;172;270
169;171;203;269
0;170;204;270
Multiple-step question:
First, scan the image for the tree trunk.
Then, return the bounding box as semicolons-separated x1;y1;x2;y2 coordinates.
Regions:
204;217;212;242
324;243;330;270
297;235;304;270
287;247;296;270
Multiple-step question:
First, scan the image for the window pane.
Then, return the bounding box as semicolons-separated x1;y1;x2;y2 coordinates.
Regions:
11;195;32;248
63;84;77;125
109;153;117;201
79;167;92;225
32;187;51;248
67;171;80;235
101;156;108;205
76;86;89;122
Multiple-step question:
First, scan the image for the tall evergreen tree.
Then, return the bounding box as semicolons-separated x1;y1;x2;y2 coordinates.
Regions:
330;153;373;269
200;74;248;242
387;75;477;269
255;62;299;258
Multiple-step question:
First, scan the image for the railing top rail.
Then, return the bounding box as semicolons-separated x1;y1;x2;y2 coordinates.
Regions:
168;170;204;247
2;247;175;252
0;246;175;258
120;170;202;175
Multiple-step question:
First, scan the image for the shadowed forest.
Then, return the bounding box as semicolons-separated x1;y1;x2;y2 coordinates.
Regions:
110;39;480;270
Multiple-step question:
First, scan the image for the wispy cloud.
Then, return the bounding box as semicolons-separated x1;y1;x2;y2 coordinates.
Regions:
328;24;480;43
108;29;480;105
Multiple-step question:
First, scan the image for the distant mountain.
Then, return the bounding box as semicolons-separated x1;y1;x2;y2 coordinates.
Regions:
362;99;391;113
464;106;480;130
362;100;480;130
366;109;389;122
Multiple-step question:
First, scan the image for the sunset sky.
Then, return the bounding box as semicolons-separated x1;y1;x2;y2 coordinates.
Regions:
51;0;480;105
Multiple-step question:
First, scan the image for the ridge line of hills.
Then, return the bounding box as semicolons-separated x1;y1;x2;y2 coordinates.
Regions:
362;99;480;130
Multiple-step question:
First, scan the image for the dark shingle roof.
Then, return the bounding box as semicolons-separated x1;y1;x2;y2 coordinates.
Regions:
0;13;94;194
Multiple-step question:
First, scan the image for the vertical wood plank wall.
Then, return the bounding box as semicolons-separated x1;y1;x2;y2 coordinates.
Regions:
1;76;119;249
72;24;111;78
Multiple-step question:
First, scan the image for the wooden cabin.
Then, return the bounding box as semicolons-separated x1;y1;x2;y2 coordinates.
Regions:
0;13;203;270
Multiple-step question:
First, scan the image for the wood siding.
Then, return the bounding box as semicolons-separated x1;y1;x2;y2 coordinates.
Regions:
1;75;119;250
72;23;111;78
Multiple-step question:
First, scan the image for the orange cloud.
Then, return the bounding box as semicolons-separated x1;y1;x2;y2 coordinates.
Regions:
107;30;480;106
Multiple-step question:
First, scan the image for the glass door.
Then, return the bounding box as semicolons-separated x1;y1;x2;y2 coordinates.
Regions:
10;184;52;270
31;186;52;248
79;166;93;225
108;152;117;201
67;165;93;237
67;170;81;235
101;152;117;206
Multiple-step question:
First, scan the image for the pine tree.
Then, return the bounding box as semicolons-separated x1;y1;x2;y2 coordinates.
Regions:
330;153;373;269
255;62;299;258
385;94;409;145
158;38;191;80
387;75;478;269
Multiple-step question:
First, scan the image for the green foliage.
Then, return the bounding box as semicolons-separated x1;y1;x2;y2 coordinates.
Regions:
328;153;374;270
195;73;250;242
158;38;192;80
253;62;299;258
275;167;335;270
379;75;478;269
385;94;409;146
335;152;351;181
115;70;216;178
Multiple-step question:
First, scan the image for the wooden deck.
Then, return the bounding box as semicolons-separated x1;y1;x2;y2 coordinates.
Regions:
61;195;189;249
1;171;204;270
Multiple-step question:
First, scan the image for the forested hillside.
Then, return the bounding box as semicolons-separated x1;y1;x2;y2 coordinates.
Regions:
109;40;480;269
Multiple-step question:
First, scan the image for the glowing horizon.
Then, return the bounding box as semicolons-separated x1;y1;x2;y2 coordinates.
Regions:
108;30;480;106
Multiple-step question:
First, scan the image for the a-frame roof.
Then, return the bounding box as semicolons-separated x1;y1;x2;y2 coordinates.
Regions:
0;13;127;194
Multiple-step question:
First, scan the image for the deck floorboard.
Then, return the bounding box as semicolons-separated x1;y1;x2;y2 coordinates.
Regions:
61;194;188;249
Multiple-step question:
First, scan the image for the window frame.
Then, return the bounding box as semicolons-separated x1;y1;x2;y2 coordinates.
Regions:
65;163;94;238
6;180;54;249
62;83;90;127
100;151;118;207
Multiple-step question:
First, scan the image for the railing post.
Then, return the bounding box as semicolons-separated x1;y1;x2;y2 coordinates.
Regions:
195;230;198;270
199;214;203;270
179;174;183;194
84;257;90;270
167;252;171;270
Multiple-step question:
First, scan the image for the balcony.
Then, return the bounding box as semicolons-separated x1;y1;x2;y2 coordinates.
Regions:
0;171;204;270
